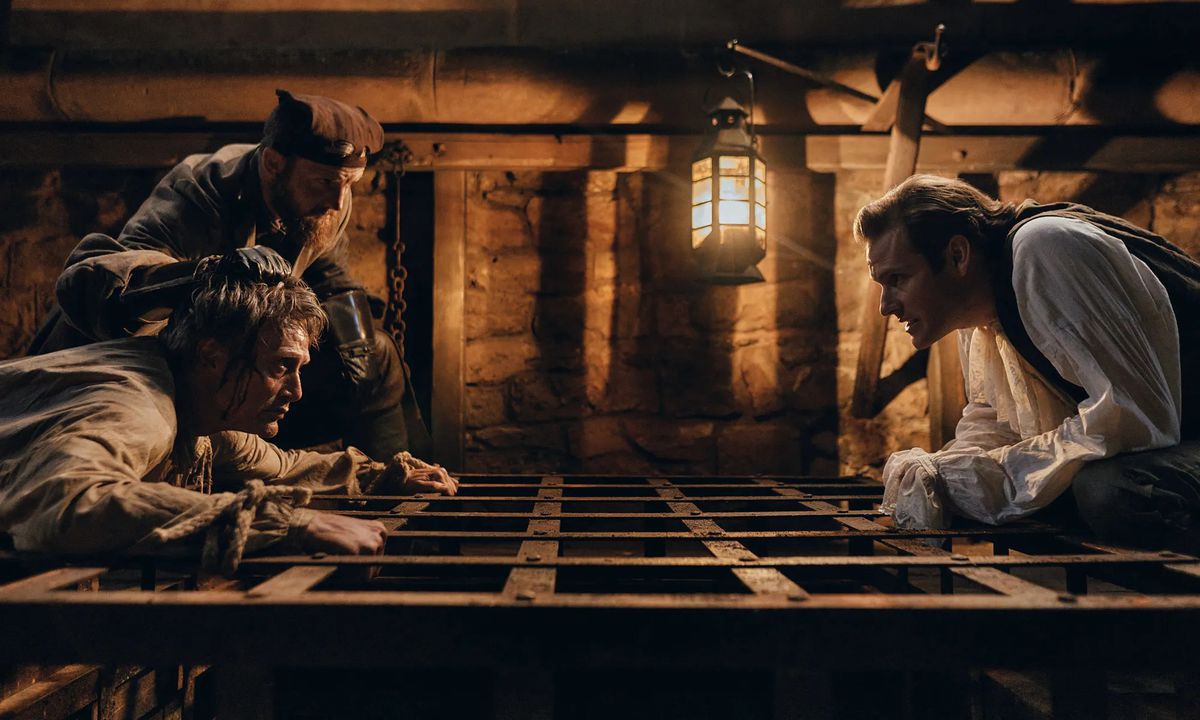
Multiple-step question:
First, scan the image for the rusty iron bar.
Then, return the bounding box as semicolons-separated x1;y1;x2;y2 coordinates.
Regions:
5;587;1200;612
334;510;885;519
373;526;1056;540
648;478;810;599
500;476;562;602
311;493;882;502
232;551;1185;570
435;482;879;490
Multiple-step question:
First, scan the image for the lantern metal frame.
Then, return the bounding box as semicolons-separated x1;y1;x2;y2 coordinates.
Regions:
690;69;767;285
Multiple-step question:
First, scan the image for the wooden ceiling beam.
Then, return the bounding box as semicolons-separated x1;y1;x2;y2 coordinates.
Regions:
1;130;1199;173
11;1;1200;50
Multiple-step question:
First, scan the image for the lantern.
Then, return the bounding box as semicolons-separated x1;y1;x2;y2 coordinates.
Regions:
690;97;767;284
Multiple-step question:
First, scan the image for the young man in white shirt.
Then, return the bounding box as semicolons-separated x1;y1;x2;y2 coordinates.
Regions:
858;174;1200;547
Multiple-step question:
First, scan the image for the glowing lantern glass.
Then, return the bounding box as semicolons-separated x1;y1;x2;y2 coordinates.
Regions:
690;97;767;284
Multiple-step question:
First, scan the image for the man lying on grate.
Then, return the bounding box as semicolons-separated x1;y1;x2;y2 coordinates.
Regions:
0;256;456;574
858;174;1200;547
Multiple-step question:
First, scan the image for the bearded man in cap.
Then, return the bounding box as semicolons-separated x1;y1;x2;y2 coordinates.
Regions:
29;90;426;461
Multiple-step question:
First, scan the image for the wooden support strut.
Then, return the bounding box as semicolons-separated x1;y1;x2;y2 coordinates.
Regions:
850;49;933;419
850;34;966;448
432;171;466;471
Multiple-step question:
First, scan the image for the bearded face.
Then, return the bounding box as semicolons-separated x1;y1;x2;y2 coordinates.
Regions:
265;155;362;273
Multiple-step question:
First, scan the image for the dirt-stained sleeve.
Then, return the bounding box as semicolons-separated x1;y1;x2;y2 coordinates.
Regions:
210;432;387;532
6;425;307;557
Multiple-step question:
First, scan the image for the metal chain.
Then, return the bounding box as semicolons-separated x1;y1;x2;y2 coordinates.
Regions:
382;170;408;360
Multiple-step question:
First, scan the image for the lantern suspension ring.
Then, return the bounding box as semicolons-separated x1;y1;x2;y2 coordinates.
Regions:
719;41;758;149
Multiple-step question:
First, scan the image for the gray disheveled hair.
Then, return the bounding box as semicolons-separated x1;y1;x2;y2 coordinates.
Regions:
853;174;1020;271
161;270;327;368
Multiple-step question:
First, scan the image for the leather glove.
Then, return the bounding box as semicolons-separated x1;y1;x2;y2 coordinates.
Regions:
119;247;293;324
198;246;293;284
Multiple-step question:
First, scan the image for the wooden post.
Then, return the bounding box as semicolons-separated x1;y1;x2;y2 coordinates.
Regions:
850;52;932;419
432;172;466;471
927;334;966;449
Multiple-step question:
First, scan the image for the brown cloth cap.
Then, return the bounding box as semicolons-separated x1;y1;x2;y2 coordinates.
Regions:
264;89;384;168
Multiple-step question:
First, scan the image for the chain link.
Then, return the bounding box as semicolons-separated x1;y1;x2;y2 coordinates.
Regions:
382;170;408;360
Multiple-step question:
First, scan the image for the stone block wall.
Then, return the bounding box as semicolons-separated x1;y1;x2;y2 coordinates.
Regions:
0;168;158;356
460;169;840;475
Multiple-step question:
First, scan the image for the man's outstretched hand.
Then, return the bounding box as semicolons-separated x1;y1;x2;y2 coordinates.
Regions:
400;465;459;496
372;454;460;496
301;512;388;555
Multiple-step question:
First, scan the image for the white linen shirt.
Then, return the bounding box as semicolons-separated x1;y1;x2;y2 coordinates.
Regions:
881;216;1183;528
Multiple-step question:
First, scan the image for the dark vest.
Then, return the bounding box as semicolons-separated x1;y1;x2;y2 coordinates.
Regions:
992;201;1200;440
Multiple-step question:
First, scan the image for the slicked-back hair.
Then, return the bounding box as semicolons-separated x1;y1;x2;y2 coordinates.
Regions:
161;271;327;371
853;174;1020;272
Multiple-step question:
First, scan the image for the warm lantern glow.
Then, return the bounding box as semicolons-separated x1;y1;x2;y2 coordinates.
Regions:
689;97;767;284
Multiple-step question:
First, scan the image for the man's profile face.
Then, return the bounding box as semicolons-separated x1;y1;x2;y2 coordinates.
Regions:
867;225;961;350
210;324;311;437
272;156;364;223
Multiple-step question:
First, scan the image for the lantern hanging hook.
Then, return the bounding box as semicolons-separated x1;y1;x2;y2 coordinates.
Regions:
915;23;947;72
700;39;758;149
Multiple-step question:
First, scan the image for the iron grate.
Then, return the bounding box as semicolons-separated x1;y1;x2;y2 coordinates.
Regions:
3;473;1200;671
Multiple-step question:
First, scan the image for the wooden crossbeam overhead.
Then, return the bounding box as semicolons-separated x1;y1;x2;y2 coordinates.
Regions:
12;1;1200;50
3;131;1200;172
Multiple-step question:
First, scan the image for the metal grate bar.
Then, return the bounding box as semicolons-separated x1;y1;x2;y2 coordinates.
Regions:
312;493;881;503
760;480;1065;598
0;567;107;596
649;478;809;599
421;483;878;490
336;510;884;519
5;588;1200;610
374;526;1055;541
234;552;1183;569
247;566;337;597
501;476;562;601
